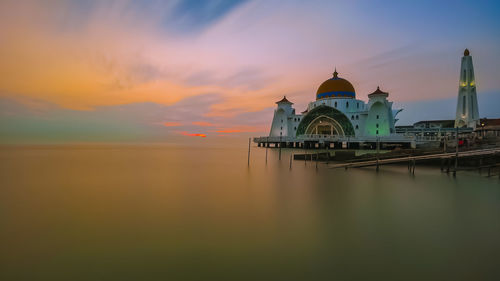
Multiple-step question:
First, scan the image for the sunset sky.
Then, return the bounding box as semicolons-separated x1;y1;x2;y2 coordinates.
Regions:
1;0;500;143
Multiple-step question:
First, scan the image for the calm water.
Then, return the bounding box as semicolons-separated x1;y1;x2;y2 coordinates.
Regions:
1;144;500;280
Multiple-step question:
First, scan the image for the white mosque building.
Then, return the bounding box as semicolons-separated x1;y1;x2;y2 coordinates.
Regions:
269;69;401;140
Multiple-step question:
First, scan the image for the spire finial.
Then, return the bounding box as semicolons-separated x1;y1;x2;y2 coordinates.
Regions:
464;48;470;56
333;67;338;78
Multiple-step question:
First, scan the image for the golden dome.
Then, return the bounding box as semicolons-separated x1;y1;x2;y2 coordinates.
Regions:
316;70;356;100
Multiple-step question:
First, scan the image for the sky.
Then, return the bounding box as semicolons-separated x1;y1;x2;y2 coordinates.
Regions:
1;0;500;144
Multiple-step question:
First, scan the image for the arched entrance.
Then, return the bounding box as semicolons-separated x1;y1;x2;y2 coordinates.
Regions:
296;105;355;137
305;116;345;136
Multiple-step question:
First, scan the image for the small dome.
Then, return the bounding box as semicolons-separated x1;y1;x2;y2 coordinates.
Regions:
464;48;470;56
368;86;389;98
316;70;355;100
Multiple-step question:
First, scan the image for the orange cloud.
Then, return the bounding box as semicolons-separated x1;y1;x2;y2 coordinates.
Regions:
179;131;206;138
192;121;216;127
163;122;182;127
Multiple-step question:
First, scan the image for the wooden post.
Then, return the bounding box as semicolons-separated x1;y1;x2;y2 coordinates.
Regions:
455;127;459;171
289;154;293;170
376;137;380;172
279;135;282;160
247;138;251;166
265;137;268;164
316;153;318;170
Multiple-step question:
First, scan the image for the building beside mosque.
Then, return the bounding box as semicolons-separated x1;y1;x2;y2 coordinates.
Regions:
269;69;401;139
455;48;480;129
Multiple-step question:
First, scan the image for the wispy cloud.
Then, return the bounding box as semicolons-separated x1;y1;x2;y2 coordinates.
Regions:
192;121;216;127
163;122;182;127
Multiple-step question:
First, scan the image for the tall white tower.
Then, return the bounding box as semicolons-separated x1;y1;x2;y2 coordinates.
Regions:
455;48;480;128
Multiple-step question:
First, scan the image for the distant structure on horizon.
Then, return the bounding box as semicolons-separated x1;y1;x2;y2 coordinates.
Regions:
455;48;480;129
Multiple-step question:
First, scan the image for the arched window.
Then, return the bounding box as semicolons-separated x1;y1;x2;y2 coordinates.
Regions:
334;101;337;108
356;115;359;120
351;115;354;120
357;103;360;109
463;95;466;113
463;70;466;81
376;130;379;135
346;102;349;108
355;125;359;129
376;115;379;119
376;124;379;128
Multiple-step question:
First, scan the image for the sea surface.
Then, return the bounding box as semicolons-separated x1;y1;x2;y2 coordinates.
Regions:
1;144;500;280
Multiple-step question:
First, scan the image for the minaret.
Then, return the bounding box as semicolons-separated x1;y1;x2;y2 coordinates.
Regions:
455;48;480;128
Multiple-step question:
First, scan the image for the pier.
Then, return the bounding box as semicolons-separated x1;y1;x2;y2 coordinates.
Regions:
327;147;500;170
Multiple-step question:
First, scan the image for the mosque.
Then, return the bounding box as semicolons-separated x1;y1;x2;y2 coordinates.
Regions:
255;49;497;149
268;69;401;140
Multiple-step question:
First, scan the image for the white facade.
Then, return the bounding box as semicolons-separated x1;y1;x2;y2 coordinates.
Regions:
269;97;302;137
269;87;400;138
455;49;480;128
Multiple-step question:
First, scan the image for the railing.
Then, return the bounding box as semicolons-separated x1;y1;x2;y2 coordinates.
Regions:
254;134;417;143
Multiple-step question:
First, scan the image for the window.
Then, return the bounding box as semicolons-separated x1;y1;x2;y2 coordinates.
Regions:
376;115;379;119
463;95;466;113
355;125;359;129
294;127;297;130
334;101;337;108
376;130;379;135
281;119;283;123
351;115;354;120
357;103;360;109
376;124;379;128
346;102;349;108
463;70;466;81
356;115;359;120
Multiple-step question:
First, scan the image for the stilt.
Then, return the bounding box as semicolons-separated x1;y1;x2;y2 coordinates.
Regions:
279;136;282;161
247;138;251;166
265;139;268;165
455;127;459;171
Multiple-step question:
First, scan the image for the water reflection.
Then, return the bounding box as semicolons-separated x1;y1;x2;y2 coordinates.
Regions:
0;145;499;280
